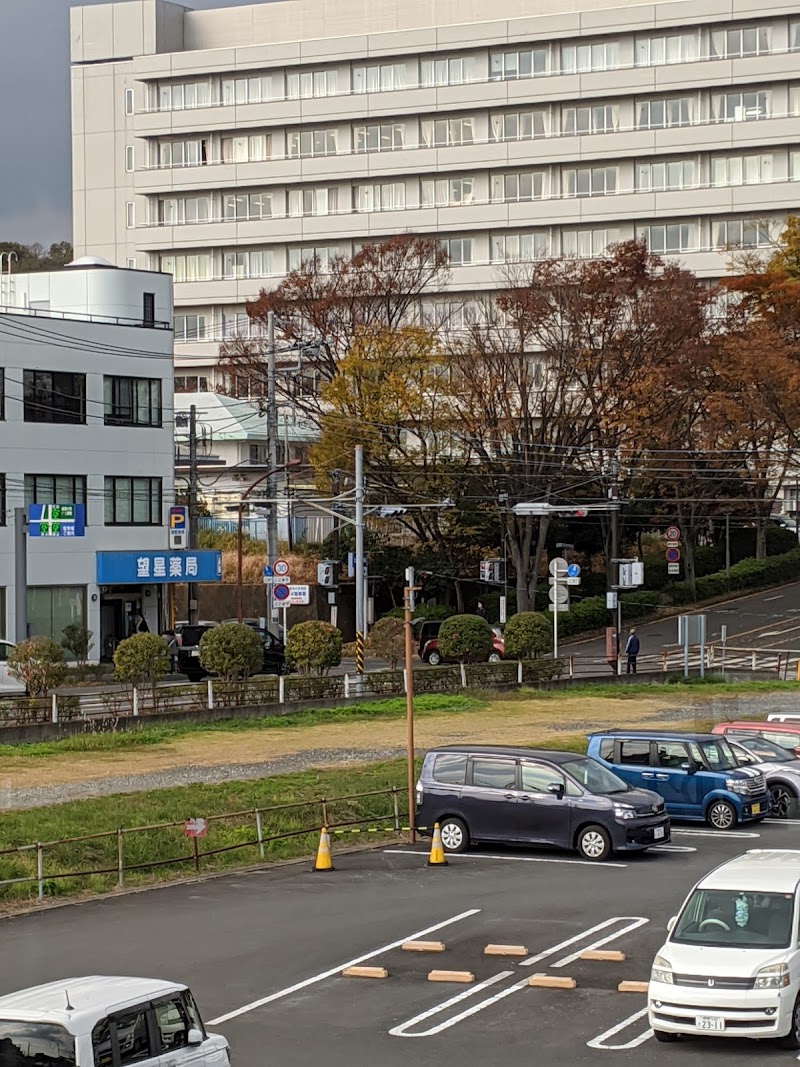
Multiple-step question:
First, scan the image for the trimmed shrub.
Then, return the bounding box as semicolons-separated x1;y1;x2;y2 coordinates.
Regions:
503;612;551;659
285;621;343;676
438;614;494;664
199;623;263;681
113;633;169;689
366;616;406;669
8;637;67;696
61;624;94;668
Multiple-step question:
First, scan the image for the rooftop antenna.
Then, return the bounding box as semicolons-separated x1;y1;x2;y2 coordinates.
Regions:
64;989;74;1011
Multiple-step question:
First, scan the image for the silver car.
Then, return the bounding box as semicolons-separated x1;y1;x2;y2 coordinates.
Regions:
730;735;800;819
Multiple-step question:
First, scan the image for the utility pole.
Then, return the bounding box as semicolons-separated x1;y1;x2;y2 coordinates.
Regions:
404;566;417;843
330;469;341;628
187;403;199;625
608;449;620;674
14;508;27;643
266;311;278;626
355;445;365;675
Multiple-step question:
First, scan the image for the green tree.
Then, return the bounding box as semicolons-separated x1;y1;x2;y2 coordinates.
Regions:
199;623;263;681
285;621;343;676
437;615;493;664
366;616;405;669
61;624;94;670
503;612;551;659
8;637;67;696
113;633;169;695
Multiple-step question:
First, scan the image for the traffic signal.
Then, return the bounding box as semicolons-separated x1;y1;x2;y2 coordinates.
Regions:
317;561;335;587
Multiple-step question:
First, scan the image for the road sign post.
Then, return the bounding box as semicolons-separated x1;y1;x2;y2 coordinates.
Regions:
548;557;569;659
168;506;187;550
27;503;85;538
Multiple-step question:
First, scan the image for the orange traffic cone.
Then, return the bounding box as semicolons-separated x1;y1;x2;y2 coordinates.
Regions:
312;826;335;872
427;823;448;867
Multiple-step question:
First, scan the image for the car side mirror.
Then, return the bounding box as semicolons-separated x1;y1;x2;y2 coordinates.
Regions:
680;762;695;775
667;916;677;933
187;1029;203;1046
547;782;565;799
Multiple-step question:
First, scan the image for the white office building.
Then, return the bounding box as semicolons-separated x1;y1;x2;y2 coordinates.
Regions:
70;0;800;392
0;261;182;658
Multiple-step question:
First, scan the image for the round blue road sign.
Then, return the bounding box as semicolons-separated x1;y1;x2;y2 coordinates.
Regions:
273;583;290;601
567;563;581;578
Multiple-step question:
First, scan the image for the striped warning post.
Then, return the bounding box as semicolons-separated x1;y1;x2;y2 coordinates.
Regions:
355;631;365;674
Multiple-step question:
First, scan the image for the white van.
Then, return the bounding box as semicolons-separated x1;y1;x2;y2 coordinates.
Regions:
0;976;230;1065
649;850;800;1047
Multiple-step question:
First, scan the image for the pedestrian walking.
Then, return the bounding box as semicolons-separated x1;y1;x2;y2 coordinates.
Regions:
625;628;640;674
476;601;487;619
164;629;180;674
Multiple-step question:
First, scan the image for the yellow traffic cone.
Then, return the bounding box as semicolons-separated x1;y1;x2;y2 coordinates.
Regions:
312;826;335;872
427;823;448;867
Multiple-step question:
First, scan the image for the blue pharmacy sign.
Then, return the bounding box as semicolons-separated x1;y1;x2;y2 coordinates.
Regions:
28;504;86;538
96;549;222;585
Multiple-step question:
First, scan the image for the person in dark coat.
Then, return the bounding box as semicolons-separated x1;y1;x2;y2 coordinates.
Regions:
625;628;640;674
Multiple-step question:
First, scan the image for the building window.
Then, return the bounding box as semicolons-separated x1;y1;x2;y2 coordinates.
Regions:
489;48;549;80
0;476;5;527
635;159;696;191
126;258;136;269
791;151;800;180
124;88;134;115
249;442;269;464
222;250;273;279
563;166;618;197
710;25;771;59
158;254;211;282
638;223;696;254
221;74;274;105
421;117;475;147
420;55;477;86
712;90;769;122
24;474;87;509
562;227;620;258
287;245;342;272
286;68;338;99
636;96;694;129
354;123;405;153
352;62;407;92
634;32;698;66
158;138;207;167
421;177;476;207
125;145;134;173
562;104;618;135
792;22;800;51
491;110;548;142
23;371;85;425
173;315;207;341
126;202;135;229
354;182;406;212
174;375;209;393
440;238;473;266
221;134;271;163
105;476;162;525
491;232;550;263
712;218;772;249
287;129;337;158
560;40;619;73
159;195;211;225
288;187;338;217
27;586;86;644
491;171;547;202
158;81;211;110
0;368;4;419
104;376;162;427
711;153;772;187
222;191;272;220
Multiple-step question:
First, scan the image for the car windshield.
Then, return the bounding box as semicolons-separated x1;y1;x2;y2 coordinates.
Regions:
672;889;795;949
562;757;629;795
0;1020;76;1065
737;736;793;763
688;738;738;772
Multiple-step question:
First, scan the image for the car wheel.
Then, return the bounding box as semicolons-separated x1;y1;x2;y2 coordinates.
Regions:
439;817;469;854
777;993;800;1049
488;652;502;663
653;1030;679;1043
426;650;442;666
186;672;203;683
576;824;612;862
770;782;797;820
706;800;737;830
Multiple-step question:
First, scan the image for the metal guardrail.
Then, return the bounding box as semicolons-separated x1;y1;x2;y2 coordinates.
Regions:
0;787;404;900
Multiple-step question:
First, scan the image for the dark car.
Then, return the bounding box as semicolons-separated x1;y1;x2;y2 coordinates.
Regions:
416;744;670;862
178;623;285;681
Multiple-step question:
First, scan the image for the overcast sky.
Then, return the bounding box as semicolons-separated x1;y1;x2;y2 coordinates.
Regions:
0;0;270;247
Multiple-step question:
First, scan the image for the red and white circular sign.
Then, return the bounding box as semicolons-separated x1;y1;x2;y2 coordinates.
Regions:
665;526;681;542
274;559;290;577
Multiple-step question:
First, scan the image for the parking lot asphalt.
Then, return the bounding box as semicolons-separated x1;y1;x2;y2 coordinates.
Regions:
3;821;800;1064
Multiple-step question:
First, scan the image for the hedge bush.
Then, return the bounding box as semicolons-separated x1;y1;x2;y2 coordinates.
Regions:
438;614;494;663
285;621;343;676
199;623;263;681
503;612;551;659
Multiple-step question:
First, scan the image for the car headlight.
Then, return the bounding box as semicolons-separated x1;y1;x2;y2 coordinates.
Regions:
755;963;790;989
725;778;749;794
651;955;673;984
613;804;636;820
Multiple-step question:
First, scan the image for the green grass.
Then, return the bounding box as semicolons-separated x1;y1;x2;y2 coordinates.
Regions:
514;678;800;700
0;694;481;759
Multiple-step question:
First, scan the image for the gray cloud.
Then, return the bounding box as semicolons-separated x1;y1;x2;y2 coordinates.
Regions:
0;0;273;245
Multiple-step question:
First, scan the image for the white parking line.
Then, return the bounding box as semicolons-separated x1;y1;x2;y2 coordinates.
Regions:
671;828;760;839
587;1006;652;1050
650;844;696;853
552;917;648;969
388;971;515;1037
382;849;627;868
207;908;481;1025
763;595;785;602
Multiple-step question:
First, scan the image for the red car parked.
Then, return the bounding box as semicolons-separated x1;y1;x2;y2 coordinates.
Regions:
712;721;800;759
421;629;506;666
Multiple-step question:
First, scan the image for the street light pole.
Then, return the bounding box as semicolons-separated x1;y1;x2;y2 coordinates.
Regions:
237;460;301;623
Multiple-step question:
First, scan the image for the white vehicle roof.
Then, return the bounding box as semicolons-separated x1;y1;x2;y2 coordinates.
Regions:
0;976;186;1027
699;850;800;895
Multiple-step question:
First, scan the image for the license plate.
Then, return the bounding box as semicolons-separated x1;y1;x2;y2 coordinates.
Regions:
696;1015;725;1032
653;826;665;840
751;803;761;815
190;649;200;657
